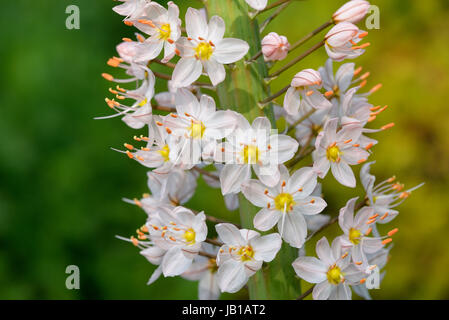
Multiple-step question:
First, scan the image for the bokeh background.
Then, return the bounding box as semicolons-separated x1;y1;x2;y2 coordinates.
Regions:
0;0;448;299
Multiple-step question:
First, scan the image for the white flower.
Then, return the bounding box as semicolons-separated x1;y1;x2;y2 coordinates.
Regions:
242;165;327;248
360;162;424;234
292;236;366;300
172;8;249;87
338;197;385;267
284;69;332;115
128;118;192;172
313;118;370;187
261;32;290;61
215;223;282;293
214;115;299;194
148;206;207;277
182;243;220;300
319;58;356;100
333;0;371;24
123;168;198;218
245;0;268;11
133;1;181;63
164;88;237;157
324;22;369;62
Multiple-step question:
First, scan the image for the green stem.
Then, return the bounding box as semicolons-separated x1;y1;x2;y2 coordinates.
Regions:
205;0;301;300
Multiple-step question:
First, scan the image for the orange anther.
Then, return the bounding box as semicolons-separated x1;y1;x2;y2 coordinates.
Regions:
382;238;393;245
381;123;395;130
102;73;114;81
380;212;389;220
324;90;334;98
126;151;134;159
369;83;383;94
388;228;399;237
354;66;363;76
124;143;134;150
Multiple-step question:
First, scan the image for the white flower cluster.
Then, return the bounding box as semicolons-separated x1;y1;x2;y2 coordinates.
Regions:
101;0;422;300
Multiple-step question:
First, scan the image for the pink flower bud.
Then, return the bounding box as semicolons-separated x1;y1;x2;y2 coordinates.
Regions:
325;22;368;61
325;22;360;48
291;69;322;88
333;0;371;24
261;32;290;61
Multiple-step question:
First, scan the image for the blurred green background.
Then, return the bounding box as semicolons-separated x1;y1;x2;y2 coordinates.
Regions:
0;0;448;299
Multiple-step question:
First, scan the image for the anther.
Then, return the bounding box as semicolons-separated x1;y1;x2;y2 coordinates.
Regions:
102;73;114;81
381;123;395;130
388;228;398;237
365;143;374;150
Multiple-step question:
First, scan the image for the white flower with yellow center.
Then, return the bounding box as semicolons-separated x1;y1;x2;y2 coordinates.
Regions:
215;223;282;293
338;197;387;267
126;116;193;172
292;236;366;300
133;1;181;63
313;117;370;188
148;206;207;277
163;88;237;165
215;115;299;194
242;165;327;248
172;8;249;87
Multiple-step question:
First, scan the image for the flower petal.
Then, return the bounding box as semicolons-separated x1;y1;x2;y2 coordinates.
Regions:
214;38;249;64
292;256;328;283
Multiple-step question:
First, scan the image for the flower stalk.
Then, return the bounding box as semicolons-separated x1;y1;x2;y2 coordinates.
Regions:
205;0;301;300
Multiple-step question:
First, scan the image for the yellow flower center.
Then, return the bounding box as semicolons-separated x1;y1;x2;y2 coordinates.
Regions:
349;228;362;245
326;145;341;162
158;144;170;162
183;228;196;245
237;245;254;262
158;23;171;41
194;42;214;61
274;193;295;212
138;98;147;107
188;121;206;139
242;145;260;164
327;265;343;285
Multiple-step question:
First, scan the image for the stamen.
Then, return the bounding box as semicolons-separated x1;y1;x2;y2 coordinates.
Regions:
369;83;383;94
102;73;114;81
381;123;395;130
382;238;393;245
354;66;363;76
388;228;398;236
